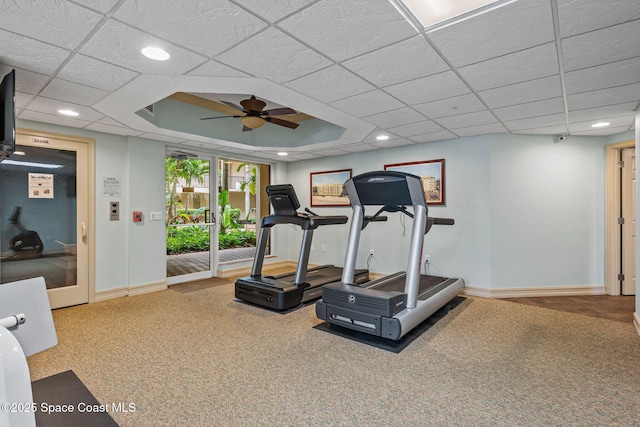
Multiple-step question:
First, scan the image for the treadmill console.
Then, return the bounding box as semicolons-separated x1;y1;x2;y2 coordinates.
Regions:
266;184;300;216
351;171;421;206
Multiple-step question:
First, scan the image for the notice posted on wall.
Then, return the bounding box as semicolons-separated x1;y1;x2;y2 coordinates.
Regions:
102;177;121;197
29;173;54;199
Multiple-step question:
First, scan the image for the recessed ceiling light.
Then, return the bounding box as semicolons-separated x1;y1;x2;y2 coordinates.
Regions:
277;152;288;156
376;135;390;141
389;0;517;32
58;109;79;117
141;46;170;61
591;122;610;128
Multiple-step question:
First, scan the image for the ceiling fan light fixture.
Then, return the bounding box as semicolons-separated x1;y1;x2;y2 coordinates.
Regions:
241;116;266;129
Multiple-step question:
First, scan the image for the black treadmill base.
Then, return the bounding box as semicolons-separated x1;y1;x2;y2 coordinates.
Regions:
233;297;315;314
313;296;466;353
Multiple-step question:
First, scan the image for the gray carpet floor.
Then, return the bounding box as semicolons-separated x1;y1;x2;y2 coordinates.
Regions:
27;283;640;427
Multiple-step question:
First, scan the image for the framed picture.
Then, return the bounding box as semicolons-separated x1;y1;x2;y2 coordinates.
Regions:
384;159;445;205
310;169;352;207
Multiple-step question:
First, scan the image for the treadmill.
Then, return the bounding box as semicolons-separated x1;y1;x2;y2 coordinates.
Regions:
316;171;465;340
235;184;369;310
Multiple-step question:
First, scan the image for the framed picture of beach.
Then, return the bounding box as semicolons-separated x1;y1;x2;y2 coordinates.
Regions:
384;159;445;205
310;169;352;207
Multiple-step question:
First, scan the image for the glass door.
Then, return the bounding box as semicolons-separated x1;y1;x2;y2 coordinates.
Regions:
165;154;217;283
217;159;269;264
0;133;90;309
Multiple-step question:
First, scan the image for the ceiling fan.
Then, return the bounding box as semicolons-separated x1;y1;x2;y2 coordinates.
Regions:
200;95;300;131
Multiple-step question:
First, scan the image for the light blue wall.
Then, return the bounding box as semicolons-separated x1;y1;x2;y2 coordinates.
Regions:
287;133;610;290
489;134;606;288
287;136;492;287
14;118;637;310
16;119;167;293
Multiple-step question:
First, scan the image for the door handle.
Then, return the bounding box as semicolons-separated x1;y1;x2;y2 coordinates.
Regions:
81;222;87;242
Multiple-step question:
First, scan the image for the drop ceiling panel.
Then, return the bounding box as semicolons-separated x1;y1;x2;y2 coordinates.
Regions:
330;90;405;118
41;79;108;106
435;110;497;130
493;97;566;122
558;0;640;38
57;54;139;91
458;43;559;91
568;102;638;123
0;1;103;50
363;107;427;129
561;20;640;72
479;75;562;108
114;0;268;57
342;36;449;87
451;123;508;137
187;61;251;78
385;71;471;105
408;130;457;143
279;0;416;61
387;120;444;138
18;110;92;128
79;21;208;74
567;83;640;110
564;57;640;94
1;0;636;160
25;96;105;121
428;0;555;67
69;0;121;14
413;94;486;119
0;29;70;74
504;113;567;132
216;27;333;83
285;65;375;103
1;66;49;95
233;0;315;22
569;115;634;133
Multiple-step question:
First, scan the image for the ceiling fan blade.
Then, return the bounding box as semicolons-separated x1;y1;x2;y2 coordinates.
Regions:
270;112;314;123
242;125;254;132
263;107;297;116
168;92;242;116
220;100;244;112
265;117;299;129
200;115;242;120
240;96;266;112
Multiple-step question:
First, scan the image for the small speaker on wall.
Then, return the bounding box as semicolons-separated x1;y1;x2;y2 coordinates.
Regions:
66;175;76;198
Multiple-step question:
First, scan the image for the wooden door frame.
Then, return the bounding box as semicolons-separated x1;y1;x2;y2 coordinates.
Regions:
605;140;635;295
15;128;96;304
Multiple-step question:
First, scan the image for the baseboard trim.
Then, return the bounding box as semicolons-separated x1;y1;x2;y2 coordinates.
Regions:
94;281;167;302
94;287;128;302
129;281;167;296
463;284;606;299
634;312;640;336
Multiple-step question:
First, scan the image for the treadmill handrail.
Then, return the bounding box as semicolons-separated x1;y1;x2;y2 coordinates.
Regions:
261;213;347;230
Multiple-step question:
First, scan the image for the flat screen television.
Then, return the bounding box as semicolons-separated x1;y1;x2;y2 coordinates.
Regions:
0;69;16;161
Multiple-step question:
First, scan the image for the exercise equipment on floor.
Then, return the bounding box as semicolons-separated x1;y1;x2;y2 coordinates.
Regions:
8;206;44;258
235;184;370;311
316;170;465;340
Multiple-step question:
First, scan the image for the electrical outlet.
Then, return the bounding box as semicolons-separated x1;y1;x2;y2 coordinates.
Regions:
369;249;374;256
321;245;326;252
424;254;430;263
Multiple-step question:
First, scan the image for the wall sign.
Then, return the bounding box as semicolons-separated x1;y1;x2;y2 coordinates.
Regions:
29;173;54;198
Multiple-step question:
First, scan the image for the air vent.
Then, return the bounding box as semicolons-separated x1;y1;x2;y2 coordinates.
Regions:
144;104;154;116
169;150;198;159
